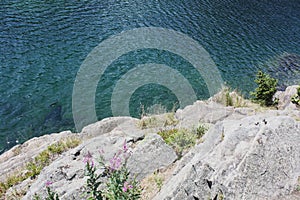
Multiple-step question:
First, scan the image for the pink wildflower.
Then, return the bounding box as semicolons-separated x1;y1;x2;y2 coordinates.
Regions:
99;148;105;155
122;181;133;192
45;180;52;187
83;151;94;167
109;154;122;171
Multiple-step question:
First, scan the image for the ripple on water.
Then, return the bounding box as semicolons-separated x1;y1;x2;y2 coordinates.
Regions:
0;0;299;152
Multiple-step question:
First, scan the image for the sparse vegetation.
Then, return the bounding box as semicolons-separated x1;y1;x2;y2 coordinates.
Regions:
33;141;142;200
167;130;196;156
137;116;159;129
213;86;247;107
251;70;278;106
158;128;194;156
6;188;27;199
225;89;233;106
217;190;224;200
157;125;207;157
153;172;164;191
139;167;173;200
194;124;208;138
157;128;179;141
163;113;179;127
0;136;81;198
296;176;300;192
291;86;300;105
137;113;178;129
12;145;22;156
221;131;225;141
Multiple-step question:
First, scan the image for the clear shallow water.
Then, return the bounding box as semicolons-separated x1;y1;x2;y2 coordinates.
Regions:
0;0;299;152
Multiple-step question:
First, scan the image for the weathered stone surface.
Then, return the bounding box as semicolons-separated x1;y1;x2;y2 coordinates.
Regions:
22;118;144;200
153;115;300;200
127;133;177;180
1;87;300;200
80;116;136;138
275;85;298;110
22;133;126;199
175;101;234;128
0;131;74;182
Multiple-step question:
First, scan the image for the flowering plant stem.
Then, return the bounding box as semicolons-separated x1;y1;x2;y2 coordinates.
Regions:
85;161;103;200
45;186;59;200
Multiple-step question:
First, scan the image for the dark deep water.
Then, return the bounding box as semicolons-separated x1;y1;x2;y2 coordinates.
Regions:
0;0;300;152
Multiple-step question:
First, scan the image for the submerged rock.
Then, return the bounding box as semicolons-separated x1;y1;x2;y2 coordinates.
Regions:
265;52;300;90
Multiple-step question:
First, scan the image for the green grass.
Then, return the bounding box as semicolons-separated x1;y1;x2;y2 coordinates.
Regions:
225;89;233;106
153;171;164;191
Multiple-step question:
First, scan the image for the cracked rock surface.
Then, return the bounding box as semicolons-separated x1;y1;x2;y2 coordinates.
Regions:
1;86;300;199
153;115;300;200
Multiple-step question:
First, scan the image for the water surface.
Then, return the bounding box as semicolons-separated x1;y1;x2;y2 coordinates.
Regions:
0;0;299;152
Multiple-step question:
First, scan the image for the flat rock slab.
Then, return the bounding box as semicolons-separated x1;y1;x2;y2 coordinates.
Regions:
175;101;235;128
127;133;177;180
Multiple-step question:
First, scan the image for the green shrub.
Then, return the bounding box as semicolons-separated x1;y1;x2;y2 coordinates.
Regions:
84;160;103;199
104;166;141;200
158;128;197;157
158;126;208;157
167;130;196;156
291;86;300;105
194;124;208;138
251;70;278;106
45;182;59;200
157;129;179;141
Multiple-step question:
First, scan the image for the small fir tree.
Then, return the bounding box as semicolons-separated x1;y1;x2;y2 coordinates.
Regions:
251;70;278;106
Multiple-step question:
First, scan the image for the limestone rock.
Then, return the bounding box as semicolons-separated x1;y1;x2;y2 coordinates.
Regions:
1;87;300;200
0;131;74;182
175;101;234;128
153;115;300;200
127;133;177;180
22;118;144;200
274;85;299;110
80;116;136;138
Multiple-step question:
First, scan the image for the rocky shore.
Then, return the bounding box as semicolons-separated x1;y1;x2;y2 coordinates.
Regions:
1;86;300;200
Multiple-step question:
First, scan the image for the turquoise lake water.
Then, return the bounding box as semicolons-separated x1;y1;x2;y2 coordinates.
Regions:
0;0;300;152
